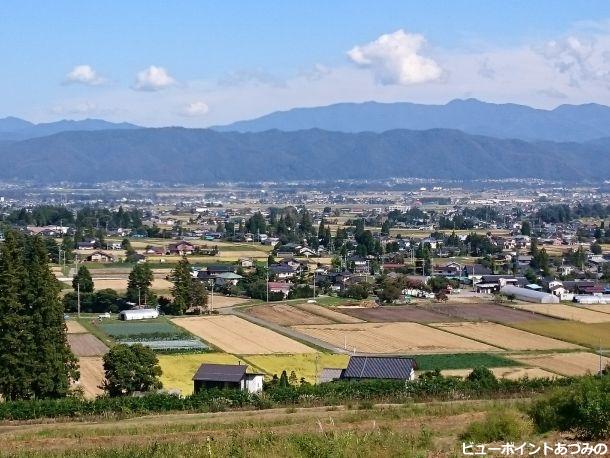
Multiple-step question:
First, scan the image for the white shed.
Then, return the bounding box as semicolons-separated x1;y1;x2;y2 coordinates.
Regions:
500;285;559;304
118;308;159;321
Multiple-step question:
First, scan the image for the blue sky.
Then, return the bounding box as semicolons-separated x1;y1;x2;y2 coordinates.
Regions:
2;1;610;126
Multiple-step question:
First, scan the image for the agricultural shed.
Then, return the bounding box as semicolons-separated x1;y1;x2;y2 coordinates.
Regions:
573;295;610;304
118;308;159;321
500;285;559;304
342;356;416;381
192;363;264;394
318;367;345;384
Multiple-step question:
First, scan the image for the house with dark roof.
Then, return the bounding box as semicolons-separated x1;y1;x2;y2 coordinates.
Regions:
341;356;416;381
192;363;264;394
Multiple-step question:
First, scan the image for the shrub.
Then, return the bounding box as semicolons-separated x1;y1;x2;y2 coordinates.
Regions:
529;375;610;439
460;408;533;443
467;367;498;389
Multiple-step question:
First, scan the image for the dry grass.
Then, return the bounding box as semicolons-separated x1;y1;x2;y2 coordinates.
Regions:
578;303;610;315
67;334;109;357
74;357;105;399
432;322;581;351
92;278;173;292
172;315;316;354
293;322;498;354
293;303;364;323
504;302;610;323
511;320;610;348
440;366;558;380
208;295;252;309
65;320;88;334
510;352;610;376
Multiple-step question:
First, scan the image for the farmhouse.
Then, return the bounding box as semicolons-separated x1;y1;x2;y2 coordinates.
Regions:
192;363;264;394
167;241;195;256
267;281;292;297
118;308;159;321
340;356;416;382
84;250;116;263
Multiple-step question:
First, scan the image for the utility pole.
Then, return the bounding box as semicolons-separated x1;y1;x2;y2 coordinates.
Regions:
77;282;81;318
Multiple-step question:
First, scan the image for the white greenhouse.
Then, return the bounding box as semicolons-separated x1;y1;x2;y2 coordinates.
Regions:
500;285;559;304
118;308;159;321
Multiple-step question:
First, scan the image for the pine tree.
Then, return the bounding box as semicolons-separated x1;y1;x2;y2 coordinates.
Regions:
126;263;154;305
170;257;192;315
25;236;79;398
0;232;35;400
72;265;94;293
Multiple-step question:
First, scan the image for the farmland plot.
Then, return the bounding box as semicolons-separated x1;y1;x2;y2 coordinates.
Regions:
441;366;558;380
293;303;363;323
244;353;350;383
427;303;556;323
341;306;458;323
503;302;610;323
245;304;333;326
512;320;610;348
293;322;498;354
65;320;88;334
68;334;108;357
172;315;316;354
432;322;581;351
75;357;104;399
511;352;610;376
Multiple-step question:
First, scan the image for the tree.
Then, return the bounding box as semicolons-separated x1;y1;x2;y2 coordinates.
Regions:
591;242;602;255
340;283;370;300
169;257;193;315
126;263;154;305
102;344;162;396
378;283;401;303
278;370;289;388
467;367;498;389
520;221;531;236
72;265;94;293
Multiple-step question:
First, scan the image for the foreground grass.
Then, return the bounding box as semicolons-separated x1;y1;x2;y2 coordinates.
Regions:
0;400;531;457
510;321;610;349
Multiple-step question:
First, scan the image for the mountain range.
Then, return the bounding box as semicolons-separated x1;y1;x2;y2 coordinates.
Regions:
0;99;609;183
214;98;610;142
0;127;607;183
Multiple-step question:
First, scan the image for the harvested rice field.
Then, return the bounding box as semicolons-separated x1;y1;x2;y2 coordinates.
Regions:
340;305;458;323
293;303;363;323
293;322;498;354
432;322;581;351
426;303;556;323
510;352;610;377
504;302;610;323
245;303;333;326
75;357;104;399
172;315;316;354
243;353;350;384
441;366;558;380
67;333;109;357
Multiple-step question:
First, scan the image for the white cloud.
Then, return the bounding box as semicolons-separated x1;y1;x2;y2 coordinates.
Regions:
181;101;209;117
347;29;443;85
133;65;176;91
64;65;106;86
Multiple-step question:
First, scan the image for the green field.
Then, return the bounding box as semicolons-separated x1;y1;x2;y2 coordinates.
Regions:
414;353;522;371
100;318;188;340
509;321;610;349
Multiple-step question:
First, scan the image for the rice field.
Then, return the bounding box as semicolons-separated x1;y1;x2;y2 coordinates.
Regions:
172;315;316;354
510;352;610;377
292;303;364;323
243;353;350;383
293;322;499;354
441;366;558;380
158;353;247;395
510;320;610;348
245;303;334;326
503;302;610;323
432;322;581;351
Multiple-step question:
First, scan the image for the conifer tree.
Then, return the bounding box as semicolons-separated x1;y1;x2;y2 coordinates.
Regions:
170;257;193;315
126;263;154;305
72;265;94;293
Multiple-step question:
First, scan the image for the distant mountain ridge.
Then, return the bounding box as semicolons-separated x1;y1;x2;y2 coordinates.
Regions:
0;127;607;183
214;99;610;142
0;117;140;141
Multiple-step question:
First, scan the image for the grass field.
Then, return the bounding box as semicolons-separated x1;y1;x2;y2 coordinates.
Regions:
293;322;498;354
158;353;247;395
172;315;316;354
504;302;610;323
413;352;520;371
511;352;610;376
432;322;581;351
510;320;610;348
243;353;350;383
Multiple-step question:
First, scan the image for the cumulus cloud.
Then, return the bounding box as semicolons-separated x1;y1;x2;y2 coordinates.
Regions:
64;65;106;85
537;35;610;85
347;29;443;85
181;101;209;117
133;65;176;91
